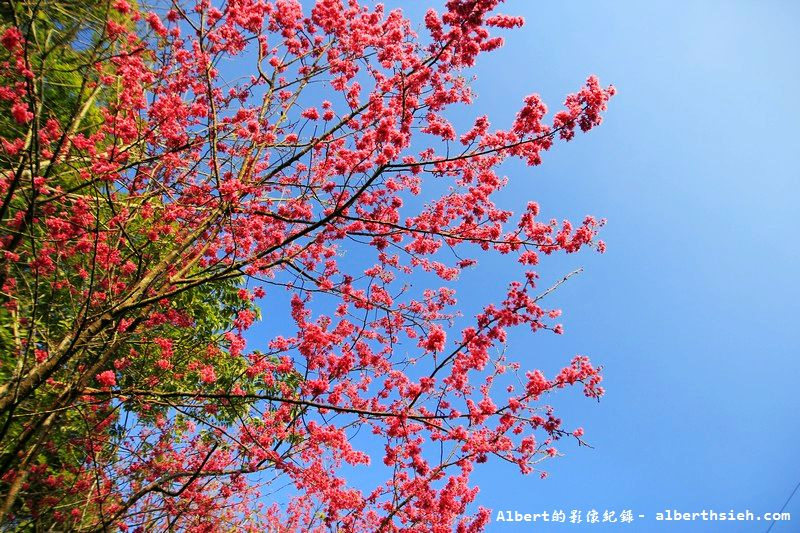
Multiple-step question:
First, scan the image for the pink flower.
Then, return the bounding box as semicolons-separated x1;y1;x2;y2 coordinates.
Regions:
11;102;32;124
112;0;130;14
0;28;22;50
96;370;117;388
199;365;217;384
420;324;446;353
145;12;168;36
301;107;319;120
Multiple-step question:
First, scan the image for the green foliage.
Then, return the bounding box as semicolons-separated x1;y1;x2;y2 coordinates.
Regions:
0;2;299;527
0;0;136;141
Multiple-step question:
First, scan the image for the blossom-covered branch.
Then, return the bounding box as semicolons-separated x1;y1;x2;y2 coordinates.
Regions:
0;0;613;530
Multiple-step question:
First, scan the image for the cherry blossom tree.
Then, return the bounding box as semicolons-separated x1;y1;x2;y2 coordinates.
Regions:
0;0;613;530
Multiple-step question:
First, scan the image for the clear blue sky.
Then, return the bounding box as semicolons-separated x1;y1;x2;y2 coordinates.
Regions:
411;1;800;531
248;1;800;530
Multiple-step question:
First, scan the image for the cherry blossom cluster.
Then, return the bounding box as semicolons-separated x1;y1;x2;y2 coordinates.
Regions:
0;0;613;530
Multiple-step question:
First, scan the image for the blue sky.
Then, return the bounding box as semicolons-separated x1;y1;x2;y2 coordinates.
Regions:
384;1;800;531
246;1;800;530
422;1;800;531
